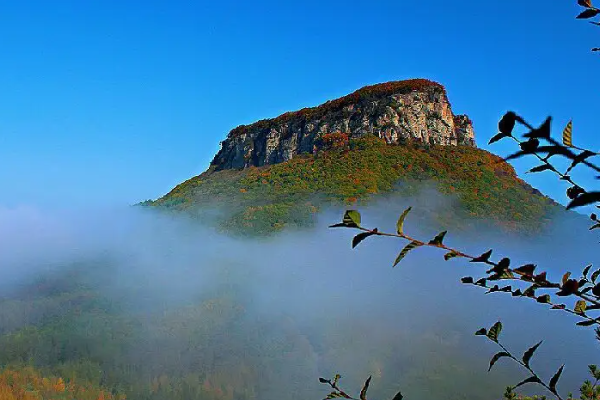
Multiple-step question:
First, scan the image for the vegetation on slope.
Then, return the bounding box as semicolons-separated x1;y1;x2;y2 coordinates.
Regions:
0;366;125;400
0;260;517;400
147;136;557;235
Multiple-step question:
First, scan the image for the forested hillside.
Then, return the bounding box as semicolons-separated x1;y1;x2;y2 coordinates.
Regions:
148;136;557;235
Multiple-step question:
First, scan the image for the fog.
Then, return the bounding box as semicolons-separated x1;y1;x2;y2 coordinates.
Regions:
0;186;598;400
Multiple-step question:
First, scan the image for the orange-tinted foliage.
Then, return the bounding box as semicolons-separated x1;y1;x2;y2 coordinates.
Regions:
0;367;125;400
150;135;556;235
317;132;350;151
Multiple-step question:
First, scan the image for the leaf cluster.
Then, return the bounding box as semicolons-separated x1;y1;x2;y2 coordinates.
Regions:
491;112;600;211
318;374;403;400
325;3;600;400
328;107;600;399
477;322;564;399
576;0;600;52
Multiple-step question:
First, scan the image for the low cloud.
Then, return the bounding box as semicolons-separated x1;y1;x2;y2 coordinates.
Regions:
0;185;597;400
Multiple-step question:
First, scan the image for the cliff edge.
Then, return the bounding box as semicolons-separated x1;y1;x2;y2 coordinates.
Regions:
211;79;476;170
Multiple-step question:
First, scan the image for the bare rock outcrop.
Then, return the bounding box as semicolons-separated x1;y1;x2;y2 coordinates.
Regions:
211;79;476;170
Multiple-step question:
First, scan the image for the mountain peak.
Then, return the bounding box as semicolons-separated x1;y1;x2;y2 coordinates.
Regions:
211;79;476;170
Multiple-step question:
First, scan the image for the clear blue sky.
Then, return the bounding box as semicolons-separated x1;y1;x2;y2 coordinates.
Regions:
0;1;597;208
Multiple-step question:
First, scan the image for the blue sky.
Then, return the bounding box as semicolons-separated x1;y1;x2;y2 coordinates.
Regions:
0;1;598;208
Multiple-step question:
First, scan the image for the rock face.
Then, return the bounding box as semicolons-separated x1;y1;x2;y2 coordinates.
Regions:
211;79;476;170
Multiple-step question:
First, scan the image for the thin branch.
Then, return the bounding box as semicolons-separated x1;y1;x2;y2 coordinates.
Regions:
472;281;600;327
494;340;565;400
351;224;600;309
507;136;584;190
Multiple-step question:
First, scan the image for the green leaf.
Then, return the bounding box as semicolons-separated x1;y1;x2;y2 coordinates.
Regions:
523;117;551;140
487;321;502;342
523;285;537;297
512;376;542;389
498;112;517;137
515;264;536;276
575;300;587;315
489;270;515;280
577;319;597;327
590;223;600;231
501;271;515;279
489;352;510;371
333;374;340;387
549;365;565;394
471;249;493;263
343;210;362;227
533;271;548;285
319;378;329;384
393;241;422;267
590;365;600;380
504;387;516;400
444;251;460;261
359;376;371;400
391;392;403;400
577;8;600;19
396;207;412;235
429;231;447;246
537;294;551;304
489;132;510;145
475;328;487;336
592;269;600;283
567;192;600;210
329;223;349;228
527;164;554;173
486;285;500;294
584;264;593;278
497;258;511;271
522;341;542;368
352;230;377;248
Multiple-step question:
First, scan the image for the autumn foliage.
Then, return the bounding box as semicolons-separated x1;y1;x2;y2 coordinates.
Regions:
315;132;350;152
0;367;124;400
150;134;556;236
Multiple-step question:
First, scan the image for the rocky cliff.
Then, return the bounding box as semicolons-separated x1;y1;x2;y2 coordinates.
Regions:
211;79;476;170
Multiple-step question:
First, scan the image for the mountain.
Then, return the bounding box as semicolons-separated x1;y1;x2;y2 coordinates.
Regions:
211;79;475;170
0;81;572;400
145;79;558;235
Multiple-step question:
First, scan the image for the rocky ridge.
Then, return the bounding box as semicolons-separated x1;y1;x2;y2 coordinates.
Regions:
211;79;476;170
